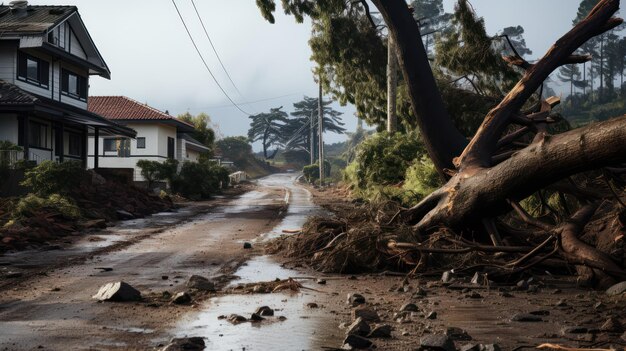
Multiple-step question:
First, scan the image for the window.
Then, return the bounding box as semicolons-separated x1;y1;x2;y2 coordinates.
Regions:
103;138;130;158
61;69;87;101
103;138;116;152
29;122;48;149
167;137;175;159
136;137;146;149
68;133;82;156
17;52;49;88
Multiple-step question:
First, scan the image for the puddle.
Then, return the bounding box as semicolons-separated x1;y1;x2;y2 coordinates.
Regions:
169;174;342;350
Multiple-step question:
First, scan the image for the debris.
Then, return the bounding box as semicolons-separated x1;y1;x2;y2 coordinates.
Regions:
537;344;616;350
461;344;501;351
95;267;113;272
352;306;381;323
254;306;274;316
441;271;454;283
306;302;319;308
418;334;456;351
227;314;247;324
250;313;265;322
186;275;216;292
116;210;135;220
368;324;392;338
605;281;626;296
5;271;22;278
316;279;327;285
346;317;371;336
445;327;472;341
342;334;373;349
529;310;550;316
161;337;205;351
426;311;437;320
561;326;588;334
347;293;366;306
400;303;419;312
243;242;253;249
92;282;141;302
599;317;623;332
162;275;169;280
171;292;191;305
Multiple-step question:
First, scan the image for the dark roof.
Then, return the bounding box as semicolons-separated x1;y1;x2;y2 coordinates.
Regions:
88;96;195;131
178;133;210;152
0;80;135;137
0;6;76;34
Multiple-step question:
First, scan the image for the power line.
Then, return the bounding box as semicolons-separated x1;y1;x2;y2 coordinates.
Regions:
190;0;244;98
202;93;303;110
171;0;252;116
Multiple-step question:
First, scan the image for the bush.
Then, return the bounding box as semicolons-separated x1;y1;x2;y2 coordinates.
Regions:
343;131;440;206
137;159;180;189
13;193;81;219
173;161;229;199
21;161;86;197
302;160;331;183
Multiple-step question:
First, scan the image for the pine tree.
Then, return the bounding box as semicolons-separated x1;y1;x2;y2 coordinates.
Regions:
558;64;582;106
248;107;288;159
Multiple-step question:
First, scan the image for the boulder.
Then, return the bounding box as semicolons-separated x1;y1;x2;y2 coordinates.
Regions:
255;306;274;316
172;292;192;304
161;337;205;351
347;293;366;306
418;334;456;351
227;314;247;324
346;317;371;337
250;313;265;322
342;334;373;349
606;281;626;296
400;303;419;312
368;324;392;338
186;275;216;292
352;306;380;323
92;282;141;302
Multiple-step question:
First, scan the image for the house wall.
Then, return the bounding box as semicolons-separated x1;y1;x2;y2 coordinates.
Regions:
186;148;202;162
88;123;178;181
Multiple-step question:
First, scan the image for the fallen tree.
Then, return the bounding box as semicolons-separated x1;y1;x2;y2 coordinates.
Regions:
258;0;626;288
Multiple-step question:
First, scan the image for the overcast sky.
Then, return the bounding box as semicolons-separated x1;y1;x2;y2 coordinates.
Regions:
27;0;619;148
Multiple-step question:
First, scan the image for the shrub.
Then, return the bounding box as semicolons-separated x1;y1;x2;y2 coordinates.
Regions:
137;159;179;189
21;161;86;197
302;160;331;183
173;161;229;199
13;193;81;219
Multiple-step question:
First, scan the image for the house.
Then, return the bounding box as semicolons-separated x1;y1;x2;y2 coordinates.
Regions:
87;96;211;181
0;1;135;167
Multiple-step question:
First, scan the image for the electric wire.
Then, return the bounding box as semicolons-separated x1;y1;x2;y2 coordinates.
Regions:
171;0;252;116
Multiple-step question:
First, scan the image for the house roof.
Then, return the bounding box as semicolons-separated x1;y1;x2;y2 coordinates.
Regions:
0;5;76;34
88;96;195;132
0;80;135;137
178;133;210;153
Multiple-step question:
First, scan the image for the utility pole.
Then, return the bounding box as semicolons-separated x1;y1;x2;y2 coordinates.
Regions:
387;34;398;133
310;111;315;165
318;73;325;186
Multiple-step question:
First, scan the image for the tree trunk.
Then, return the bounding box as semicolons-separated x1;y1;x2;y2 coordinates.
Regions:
387;35;398;133
372;0;468;177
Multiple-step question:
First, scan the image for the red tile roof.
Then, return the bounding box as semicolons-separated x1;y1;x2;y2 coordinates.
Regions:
88;96;194;128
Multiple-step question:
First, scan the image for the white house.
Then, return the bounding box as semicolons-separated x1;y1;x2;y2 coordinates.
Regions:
87;96;210;181
0;2;135;165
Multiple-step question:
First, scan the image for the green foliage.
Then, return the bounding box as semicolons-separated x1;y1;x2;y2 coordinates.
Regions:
14;193;80;219
216;136;252;162
137;160;162;189
21;161;86;197
173;161;229;200
178;112;216;154
302;160;331;183
402;155;441;202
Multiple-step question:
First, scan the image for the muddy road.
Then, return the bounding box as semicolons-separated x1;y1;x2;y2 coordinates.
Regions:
0;173;338;350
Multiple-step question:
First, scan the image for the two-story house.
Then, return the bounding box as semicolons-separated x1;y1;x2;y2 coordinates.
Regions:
0;2;135;167
87;96;210;181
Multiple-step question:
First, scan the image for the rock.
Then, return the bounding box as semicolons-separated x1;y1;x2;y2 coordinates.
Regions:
481;345;502;351
347;293;366;306
400;303;419;312
555;299;567;307
161;337;205;351
306;302;319;308
116;210;135;220
529;310;550;316
316;279;327;285
186;275;216;292
471;272;487;285
461;344;501;351
227;314;247;324
594;302;604;309
346;317;371;336
562;326;588;334
368;324;392;338
606;281;626;296
162;275;169;280
441;271;454;283
418;334;456;351
5;271;23;278
600;317;623;332
352;306;381;323
255;306;274;316
250;313;265;322
516;279;529;290
413;287;428;298
445;327;472;341
92;281;141;302
171;292;191;304
510;313;542;322
342;334;373;349
426;311;437;320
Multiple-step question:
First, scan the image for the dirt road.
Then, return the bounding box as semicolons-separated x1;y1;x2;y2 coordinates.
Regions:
0;174;303;350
